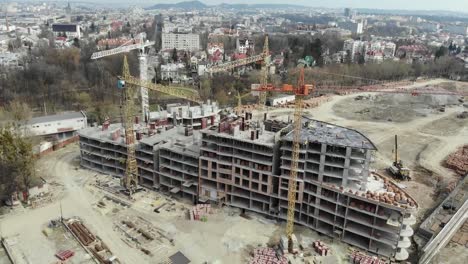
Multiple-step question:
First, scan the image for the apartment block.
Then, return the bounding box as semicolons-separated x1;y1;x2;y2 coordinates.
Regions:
78;116;417;260
162;33;200;51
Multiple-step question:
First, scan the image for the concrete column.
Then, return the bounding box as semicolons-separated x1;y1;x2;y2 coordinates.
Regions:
318;144;326;182
343;147;352;186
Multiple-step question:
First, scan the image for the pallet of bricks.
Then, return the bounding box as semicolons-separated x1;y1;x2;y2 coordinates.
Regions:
350;250;385;264
249;247;288;264
313;240;330;256
190;204;213;221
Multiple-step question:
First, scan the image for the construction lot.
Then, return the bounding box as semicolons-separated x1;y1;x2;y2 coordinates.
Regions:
1;78;467;263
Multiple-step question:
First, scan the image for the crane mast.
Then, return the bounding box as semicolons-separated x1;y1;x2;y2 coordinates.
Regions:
120;56;139;194
286;68;308;251
259;36;271;106
117;56;202;194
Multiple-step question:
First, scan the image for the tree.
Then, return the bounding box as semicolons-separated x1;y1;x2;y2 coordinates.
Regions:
90;22;96;32
172;48;178;62
358;54;365;64
126;21;131;27
199;78;212;100
435;46;448;60
310;38;324;67
72;38;80;48
0;105;36;202
345;50;352;64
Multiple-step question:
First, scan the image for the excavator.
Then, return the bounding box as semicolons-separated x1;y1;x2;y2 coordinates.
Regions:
388;135;411;181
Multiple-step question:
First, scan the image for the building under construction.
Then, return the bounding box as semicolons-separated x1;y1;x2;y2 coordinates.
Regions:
78;110;417;261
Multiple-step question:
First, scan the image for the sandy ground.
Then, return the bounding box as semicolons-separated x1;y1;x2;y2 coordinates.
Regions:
434;242;467;264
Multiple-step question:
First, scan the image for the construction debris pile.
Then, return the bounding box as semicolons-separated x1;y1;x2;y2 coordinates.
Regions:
248;247;288;264
312;240;330;256
189;204;214;221
350;250;385;264
66;219;119;264
445;145;468;176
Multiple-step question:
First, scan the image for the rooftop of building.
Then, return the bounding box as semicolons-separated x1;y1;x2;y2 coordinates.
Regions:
282;118;377;150
78;122;201;153
202;118;278;147
140;126;201;153
29;111;85;125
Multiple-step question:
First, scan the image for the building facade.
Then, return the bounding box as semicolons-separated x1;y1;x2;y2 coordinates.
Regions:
162;33;200;51
78;117;417;260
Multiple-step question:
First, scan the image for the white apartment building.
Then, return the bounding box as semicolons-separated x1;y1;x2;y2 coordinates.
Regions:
162;33;200;51
344;39;396;62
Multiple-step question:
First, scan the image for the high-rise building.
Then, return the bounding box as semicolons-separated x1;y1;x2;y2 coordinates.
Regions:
162;33;200;51
344;8;351;17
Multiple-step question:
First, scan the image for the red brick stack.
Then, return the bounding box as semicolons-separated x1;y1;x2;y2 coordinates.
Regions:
249;247;288;264
190;204;213;221
350;250;384;264
313;240;330;256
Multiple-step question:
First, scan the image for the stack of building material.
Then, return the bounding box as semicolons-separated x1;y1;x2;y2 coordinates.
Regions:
313;240;330;256
189;204;213;221
445;145;468;176
279;234;299;254
249;247;288;264
68;220;96;246
350;250;384;264
109;128;121;141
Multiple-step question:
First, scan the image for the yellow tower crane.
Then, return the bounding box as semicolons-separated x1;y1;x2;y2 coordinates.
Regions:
117;56;202;195
251;68;313;251
286;68;312;251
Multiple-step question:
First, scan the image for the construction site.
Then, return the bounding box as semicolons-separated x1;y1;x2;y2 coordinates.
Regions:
1;36;468;264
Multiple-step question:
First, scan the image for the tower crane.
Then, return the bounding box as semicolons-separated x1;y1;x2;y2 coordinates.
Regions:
206;36;270;74
252;68;313;251
283;68;312;251
91;34;155;121
117;56;201;194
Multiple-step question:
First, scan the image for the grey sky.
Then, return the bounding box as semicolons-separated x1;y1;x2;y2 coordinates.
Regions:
63;0;468;12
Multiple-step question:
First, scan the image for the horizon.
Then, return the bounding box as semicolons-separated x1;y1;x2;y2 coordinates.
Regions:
14;0;468;13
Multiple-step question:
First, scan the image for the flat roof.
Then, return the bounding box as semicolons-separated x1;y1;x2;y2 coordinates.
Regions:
282;118;377;150
29;111;85;125
202;126;277;147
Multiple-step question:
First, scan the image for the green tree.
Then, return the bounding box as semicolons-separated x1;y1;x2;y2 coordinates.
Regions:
435;46;448;60
90;22;96;32
358;54;365;64
199;78;212;100
345;50;352;64
0;102;35;202
172;48;178;62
